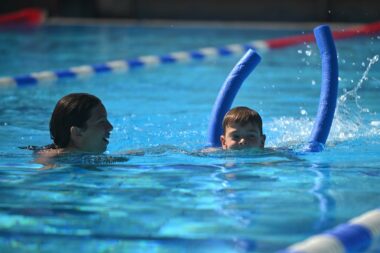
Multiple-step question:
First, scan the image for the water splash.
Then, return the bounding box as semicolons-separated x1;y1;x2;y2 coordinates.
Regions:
338;55;379;113
269;55;380;148
332;55;379;142
267;116;314;149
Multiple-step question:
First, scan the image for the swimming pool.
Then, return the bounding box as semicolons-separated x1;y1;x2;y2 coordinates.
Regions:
0;20;380;253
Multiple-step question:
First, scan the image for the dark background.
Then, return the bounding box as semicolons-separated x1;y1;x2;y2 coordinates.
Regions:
0;0;379;22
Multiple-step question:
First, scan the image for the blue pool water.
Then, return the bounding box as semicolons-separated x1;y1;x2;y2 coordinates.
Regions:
0;22;380;252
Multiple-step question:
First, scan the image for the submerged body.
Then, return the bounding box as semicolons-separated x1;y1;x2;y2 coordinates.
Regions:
32;93;113;168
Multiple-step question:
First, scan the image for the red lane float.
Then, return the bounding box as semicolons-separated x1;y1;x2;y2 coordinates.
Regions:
0;8;46;26
265;21;380;49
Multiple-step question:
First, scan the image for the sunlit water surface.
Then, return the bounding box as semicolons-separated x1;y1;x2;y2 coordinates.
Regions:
0;23;380;253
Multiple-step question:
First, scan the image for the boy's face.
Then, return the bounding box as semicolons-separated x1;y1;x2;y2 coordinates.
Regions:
220;122;265;150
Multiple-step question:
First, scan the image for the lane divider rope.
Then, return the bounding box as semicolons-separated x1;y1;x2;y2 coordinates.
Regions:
1;21;379;87
277;208;380;253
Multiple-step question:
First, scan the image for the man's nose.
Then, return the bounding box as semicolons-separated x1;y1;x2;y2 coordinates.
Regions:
106;120;113;131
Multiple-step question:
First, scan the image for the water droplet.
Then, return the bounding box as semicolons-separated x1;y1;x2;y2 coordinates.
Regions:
371;121;380;127
305;50;312;56
352;62;356;66
338;77;342;81
297;50;302;54
300;109;307;115
311;80;316;85
361;62;366;67
341;59;346;64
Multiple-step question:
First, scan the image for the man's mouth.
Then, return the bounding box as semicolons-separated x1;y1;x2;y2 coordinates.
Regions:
103;135;110;144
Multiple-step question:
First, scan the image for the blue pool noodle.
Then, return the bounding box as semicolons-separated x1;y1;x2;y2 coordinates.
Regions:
307;25;339;152
207;49;261;147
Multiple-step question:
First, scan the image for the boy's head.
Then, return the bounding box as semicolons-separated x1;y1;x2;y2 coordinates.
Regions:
220;106;266;150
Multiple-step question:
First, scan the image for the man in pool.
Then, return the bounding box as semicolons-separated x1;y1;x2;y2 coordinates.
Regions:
37;93;113;157
220;106;266;150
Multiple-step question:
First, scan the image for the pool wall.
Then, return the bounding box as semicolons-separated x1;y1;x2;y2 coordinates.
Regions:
1;0;379;22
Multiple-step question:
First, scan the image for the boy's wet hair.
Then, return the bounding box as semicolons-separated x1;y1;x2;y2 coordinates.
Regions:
222;106;263;135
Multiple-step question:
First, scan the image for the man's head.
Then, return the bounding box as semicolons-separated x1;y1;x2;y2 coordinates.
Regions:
50;93;113;153
220;106;266;150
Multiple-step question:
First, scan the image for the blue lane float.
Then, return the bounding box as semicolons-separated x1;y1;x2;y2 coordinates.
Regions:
206;49;261;147
306;25;339;152
277;208;380;253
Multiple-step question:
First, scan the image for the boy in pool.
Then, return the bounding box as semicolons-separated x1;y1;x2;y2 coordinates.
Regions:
121;106;266;156
220;106;266;150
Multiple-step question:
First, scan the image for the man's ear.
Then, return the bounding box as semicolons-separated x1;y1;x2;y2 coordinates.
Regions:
220;135;227;150
70;126;83;139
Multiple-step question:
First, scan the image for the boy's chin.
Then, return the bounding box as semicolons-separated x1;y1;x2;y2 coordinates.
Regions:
229;145;262;150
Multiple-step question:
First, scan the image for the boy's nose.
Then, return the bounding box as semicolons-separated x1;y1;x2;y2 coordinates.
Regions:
239;138;247;145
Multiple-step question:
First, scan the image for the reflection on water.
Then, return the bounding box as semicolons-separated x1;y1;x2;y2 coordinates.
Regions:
0;26;379;253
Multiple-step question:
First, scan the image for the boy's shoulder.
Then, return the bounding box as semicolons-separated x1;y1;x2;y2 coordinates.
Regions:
200;147;221;153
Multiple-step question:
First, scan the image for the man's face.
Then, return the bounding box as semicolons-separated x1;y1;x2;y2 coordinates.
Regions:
78;104;113;153
220;122;265;150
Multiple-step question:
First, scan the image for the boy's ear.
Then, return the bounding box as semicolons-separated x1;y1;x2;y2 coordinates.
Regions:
261;134;266;148
220;135;226;149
